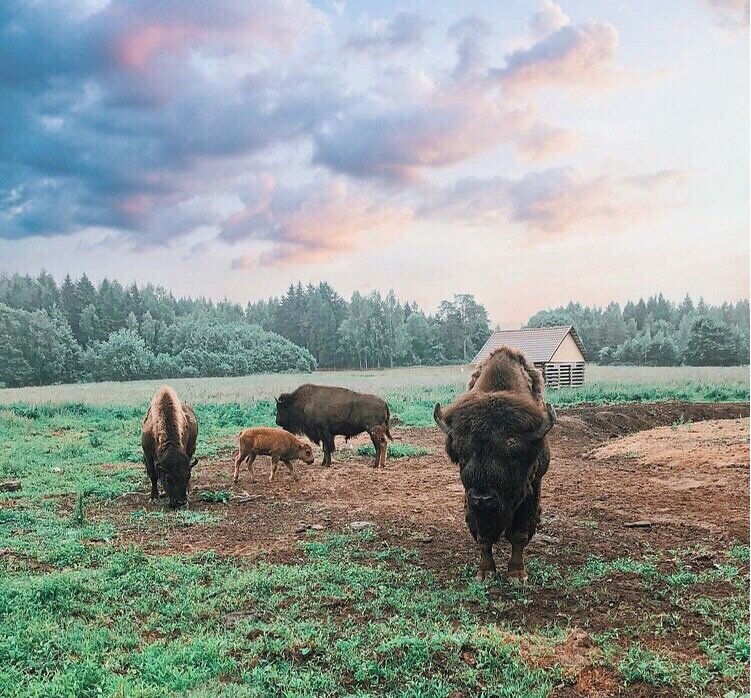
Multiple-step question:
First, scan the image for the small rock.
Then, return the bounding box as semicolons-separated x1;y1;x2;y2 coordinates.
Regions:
624;520;652;528
0;481;21;492
419;535;433;544
295;523;310;534
536;534;560;545
51;467;62;474
350;521;375;530
310;524;325;531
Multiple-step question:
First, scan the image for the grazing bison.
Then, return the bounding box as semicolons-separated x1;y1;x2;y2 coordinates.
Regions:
434;347;556;582
275;384;392;467
233;427;315;483
141;386;198;509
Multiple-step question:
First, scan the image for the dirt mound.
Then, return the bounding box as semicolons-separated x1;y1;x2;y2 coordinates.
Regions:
556;401;749;443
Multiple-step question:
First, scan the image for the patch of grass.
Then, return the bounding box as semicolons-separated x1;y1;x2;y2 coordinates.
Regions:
356;443;430;458
0;530;562;697
619;645;677;686
198;490;231;504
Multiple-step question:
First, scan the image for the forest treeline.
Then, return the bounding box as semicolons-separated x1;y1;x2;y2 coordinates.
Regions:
528;295;749;367
0;272;747;387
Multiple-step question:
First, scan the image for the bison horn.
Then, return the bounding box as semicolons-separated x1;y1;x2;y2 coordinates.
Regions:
434;403;449;433
524;401;557;441
190;457;199;468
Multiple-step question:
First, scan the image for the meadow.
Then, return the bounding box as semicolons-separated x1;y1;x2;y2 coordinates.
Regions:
0;365;748;696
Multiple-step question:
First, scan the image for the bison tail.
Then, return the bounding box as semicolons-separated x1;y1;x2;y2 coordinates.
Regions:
385;405;393;441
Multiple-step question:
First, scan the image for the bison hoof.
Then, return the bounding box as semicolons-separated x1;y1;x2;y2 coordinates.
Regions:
476;569;494;582
507;569;528;585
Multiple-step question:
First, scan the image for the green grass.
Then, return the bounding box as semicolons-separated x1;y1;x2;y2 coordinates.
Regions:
356;443;430;458
0;369;748;697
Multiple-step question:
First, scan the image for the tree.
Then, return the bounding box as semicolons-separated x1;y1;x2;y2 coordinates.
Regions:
140;311;157;350
78;304;100;346
438;294;490;362
684;317;739;366
83;329;155;382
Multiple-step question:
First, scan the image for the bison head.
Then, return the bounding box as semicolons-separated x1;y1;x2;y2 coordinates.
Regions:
275;393;302;434
297;441;315;465
157;451;198;509
435;396;556;541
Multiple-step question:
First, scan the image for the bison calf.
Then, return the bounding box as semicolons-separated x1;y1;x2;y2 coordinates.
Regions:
234;427;315;483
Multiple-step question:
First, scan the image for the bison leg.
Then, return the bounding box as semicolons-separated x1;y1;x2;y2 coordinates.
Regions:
477;540;496;581
145;455;159;500
282;459;299;481
504;483;542;584
232;451;244;483
269;455;280;482
368;428;387;468
246;453;256;481
322;434;335;467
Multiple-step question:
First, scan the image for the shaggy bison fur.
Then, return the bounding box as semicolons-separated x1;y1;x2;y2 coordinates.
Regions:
141;386;198;509
233;427;315;483
434;347;556;582
275;384;392;467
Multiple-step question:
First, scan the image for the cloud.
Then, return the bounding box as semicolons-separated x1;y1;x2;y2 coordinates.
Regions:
313;88;575;182
701;0;750;29
421;167;687;235
492;20;620;92
223;177;413;266
345;11;430;54
0;1;337;242
528;1;570;39
448;16;493;81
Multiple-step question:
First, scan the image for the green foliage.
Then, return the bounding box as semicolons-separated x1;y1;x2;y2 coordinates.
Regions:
198;490;231;504
529;294;749;367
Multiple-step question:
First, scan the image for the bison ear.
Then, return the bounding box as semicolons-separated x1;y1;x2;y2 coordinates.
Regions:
434;403;449;434
190;457;199;469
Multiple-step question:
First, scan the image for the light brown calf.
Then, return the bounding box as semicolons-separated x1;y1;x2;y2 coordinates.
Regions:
233;427;315;483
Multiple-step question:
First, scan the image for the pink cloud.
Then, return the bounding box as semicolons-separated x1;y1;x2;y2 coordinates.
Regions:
314;86;574;181
702;0;750;29
107;0;327;72
225;178;413;266
421;167;688;235
493;20;620;92
528;1;569;40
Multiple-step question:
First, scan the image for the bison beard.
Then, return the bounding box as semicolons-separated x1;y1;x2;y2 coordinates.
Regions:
435;347;556;582
275;384;392;468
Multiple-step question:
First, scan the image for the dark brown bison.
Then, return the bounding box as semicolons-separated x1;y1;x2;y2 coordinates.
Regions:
233;427;315;483
434;347;556;582
141;386;198;509
275;384;392;467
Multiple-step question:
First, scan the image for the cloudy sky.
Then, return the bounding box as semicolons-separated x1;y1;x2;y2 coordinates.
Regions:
1;0;748;323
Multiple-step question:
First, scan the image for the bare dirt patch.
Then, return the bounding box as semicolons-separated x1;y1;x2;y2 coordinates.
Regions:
112;401;750;560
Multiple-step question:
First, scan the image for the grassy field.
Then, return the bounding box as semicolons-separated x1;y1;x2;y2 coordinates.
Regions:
0;366;748;696
0;364;747;406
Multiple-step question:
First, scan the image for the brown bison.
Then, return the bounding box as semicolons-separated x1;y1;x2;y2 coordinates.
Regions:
434;347;556;582
233;427;315;483
275;384;392;467
141;386;198;509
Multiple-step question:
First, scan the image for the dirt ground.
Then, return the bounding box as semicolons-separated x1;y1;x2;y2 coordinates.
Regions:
116;401;749;563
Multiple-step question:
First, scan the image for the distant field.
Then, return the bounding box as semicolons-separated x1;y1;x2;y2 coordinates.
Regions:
0;364;747;406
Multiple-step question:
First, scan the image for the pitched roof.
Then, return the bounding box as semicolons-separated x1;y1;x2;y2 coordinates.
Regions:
471;325;587;365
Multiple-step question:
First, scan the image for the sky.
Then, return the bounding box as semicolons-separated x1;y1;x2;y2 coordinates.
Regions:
0;0;748;324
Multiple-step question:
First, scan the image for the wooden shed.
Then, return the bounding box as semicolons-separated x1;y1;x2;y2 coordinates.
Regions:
470;325;587;389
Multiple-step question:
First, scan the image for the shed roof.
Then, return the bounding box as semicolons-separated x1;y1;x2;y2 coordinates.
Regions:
471;325;587;365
